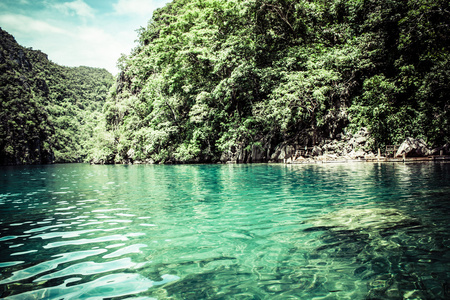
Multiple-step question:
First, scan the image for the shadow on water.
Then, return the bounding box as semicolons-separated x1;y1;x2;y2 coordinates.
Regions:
298;206;450;299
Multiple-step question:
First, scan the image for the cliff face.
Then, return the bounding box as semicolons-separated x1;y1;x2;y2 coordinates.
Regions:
0;28;113;165
94;0;449;164
0;29;53;165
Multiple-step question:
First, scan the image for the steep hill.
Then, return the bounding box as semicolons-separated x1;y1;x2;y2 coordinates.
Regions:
0;28;113;165
95;0;449;164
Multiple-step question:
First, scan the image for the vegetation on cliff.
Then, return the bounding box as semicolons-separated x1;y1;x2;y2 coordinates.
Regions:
97;0;449;164
0;28;113;165
2;0;449;165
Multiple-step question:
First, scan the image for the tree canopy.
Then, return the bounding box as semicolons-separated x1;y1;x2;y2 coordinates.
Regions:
97;0;449;163
2;0;448;165
0;28;113;165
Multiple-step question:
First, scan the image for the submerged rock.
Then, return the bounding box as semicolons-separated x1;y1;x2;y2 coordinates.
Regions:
308;207;418;231
303;206;442;299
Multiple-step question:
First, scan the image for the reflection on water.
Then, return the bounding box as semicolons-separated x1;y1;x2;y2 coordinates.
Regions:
0;163;449;299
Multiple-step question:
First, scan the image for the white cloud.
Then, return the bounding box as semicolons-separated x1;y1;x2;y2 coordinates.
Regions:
34;26;127;74
0;0;170;75
71;26;130;73
52;0;95;19
0;14;66;34
113;0;159;16
0;13;122;74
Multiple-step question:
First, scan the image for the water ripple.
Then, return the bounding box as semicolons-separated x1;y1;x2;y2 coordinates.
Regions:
4;273;179;300
1;163;449;299
31;228;103;240
34;257;147;281
43;234;130;249
0;249;106;284
103;244;148;259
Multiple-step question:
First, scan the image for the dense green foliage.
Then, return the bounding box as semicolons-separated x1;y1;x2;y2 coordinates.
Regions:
0;28;113;165
98;0;449;163
3;0;448;165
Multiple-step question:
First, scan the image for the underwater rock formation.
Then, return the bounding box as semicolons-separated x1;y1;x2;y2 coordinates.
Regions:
308;207;420;232
304;206;448;299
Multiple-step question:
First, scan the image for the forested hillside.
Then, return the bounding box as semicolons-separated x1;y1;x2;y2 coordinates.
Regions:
0;28;113;165
96;0;449;164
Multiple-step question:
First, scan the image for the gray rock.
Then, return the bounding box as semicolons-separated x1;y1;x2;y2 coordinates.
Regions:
395;137;430;157
276;145;296;160
251;145;264;162
236;148;248;163
358;127;369;136
429;143;449;155
308;207;416;231
349;149;365;159
311;146;322;156
270;145;281;161
355;136;367;144
220;150;234;163
277;146;287;160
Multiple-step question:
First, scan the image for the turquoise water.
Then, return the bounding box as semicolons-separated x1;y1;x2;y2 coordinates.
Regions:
0;163;449;299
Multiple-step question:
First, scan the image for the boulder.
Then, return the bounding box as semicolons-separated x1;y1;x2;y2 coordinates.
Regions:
270;144;282;161
220;149;236;163
277;145;295;161
429;143;450;156
358;127;369;136
277;146;287;160
395;137;430;157
311;146;322;156
349;149;365;159
355;136;367;144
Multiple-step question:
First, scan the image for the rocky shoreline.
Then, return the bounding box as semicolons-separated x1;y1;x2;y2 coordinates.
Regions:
219;128;450;165
91;127;450;165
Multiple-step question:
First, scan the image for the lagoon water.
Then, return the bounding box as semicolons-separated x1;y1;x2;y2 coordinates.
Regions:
0;163;449;299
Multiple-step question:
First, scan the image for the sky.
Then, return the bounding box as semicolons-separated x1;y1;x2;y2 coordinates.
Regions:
0;0;170;75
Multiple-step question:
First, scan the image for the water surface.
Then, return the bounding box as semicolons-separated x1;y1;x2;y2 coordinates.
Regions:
1;163;449;299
